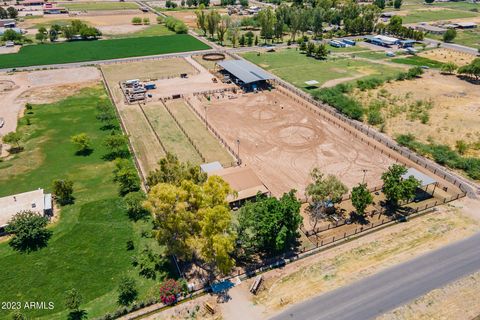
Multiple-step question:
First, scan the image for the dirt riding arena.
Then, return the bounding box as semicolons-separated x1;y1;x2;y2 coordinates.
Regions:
0;67;101;136
187;88;396;198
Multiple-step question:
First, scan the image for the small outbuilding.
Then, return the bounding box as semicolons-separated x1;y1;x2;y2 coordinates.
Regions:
402;168;438;199
200;161;224;174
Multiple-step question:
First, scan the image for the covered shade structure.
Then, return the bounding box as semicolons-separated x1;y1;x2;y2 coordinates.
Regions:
217;60;274;91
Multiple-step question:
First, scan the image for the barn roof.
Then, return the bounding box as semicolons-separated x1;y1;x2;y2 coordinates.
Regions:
402;168;437;187
217;60;274;84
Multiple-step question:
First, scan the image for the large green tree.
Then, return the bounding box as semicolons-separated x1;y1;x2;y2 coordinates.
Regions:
147;152;206;187
351;183;373;217
144;175;236;275
381;164;420;207
237;190;302;255
306;168;348;227
70;133;92;154
5;211;52;252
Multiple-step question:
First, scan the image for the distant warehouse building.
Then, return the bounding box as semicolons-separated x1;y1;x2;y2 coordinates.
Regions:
217;59;274;92
364;35;400;47
22;0;46;6
415;23;447;35
0;189;52;233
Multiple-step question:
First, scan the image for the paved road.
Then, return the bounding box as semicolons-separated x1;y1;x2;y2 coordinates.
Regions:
271;232;480;320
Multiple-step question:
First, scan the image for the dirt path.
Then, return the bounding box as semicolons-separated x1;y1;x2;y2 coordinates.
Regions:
220;283;265;320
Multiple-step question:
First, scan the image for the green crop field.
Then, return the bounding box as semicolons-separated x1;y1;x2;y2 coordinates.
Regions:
242;49;404;90
0;35;210;69
391;55;445;68
401;8;478;24
0;85;169;319
63;1;139;11
142;103;204;164
167;100;235;166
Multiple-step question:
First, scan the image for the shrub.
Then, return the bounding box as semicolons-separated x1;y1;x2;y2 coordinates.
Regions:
314;87;364;120
159;279;182;305
356;77;383;91
132;17;142;25
164;16;188;34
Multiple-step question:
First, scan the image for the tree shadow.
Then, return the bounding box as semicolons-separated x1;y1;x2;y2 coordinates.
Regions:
67;310;88;320
349;212;369;225
7;146;24;154
9;229;53;253
100;123;119;131
102;150;130;161
75;148;93;157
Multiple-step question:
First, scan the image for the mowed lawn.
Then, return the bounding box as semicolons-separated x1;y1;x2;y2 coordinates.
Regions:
0;86;163;319
0;35;210;69
167;100;235;166
427;29;480;49
242;49;403;90
63;1;139;11
143;103;203;164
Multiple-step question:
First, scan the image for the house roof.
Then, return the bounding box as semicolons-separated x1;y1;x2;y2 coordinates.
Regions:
0;189;47;227
210;166;269;202
217;60;274;84
402;168;437;188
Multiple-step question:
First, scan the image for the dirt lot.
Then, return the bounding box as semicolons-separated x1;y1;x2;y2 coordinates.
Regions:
188;88;395;197
0;67;101;137
377;270;480;320
102;57;197;103
352;71;480;155
418;48;476;66
165;8;227;28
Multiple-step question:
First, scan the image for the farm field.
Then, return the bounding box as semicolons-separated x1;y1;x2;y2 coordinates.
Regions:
0;85;163;319
188;90;395;197
166;99;235;166
350;71;480;157
400;8;478;24
242;49;404;91
0;35;210;69
143;103;204;164
418;48;476;66
117;105;165;175
427;29;480;49
63;1;140;11
390;55;446;68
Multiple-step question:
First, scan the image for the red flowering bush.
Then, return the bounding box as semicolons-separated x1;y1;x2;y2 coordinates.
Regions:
159;279;181;305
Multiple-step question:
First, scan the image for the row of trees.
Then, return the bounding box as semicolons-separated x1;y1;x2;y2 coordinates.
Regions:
0;6;18;19
376;16;424;41
305;164;421;227
299;41;329;60
35;20;102;43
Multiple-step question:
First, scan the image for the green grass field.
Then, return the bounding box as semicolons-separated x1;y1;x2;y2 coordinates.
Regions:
401;8;478;24
143;103;204;164
0;86;166;319
391;55;445;68
0;35;210;69
433;1;480;12
63;1;139;11
242;49;404;90
167;100;235;166
427;29;480;49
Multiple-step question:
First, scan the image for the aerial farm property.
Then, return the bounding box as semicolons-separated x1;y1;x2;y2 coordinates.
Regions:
0;0;479;319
